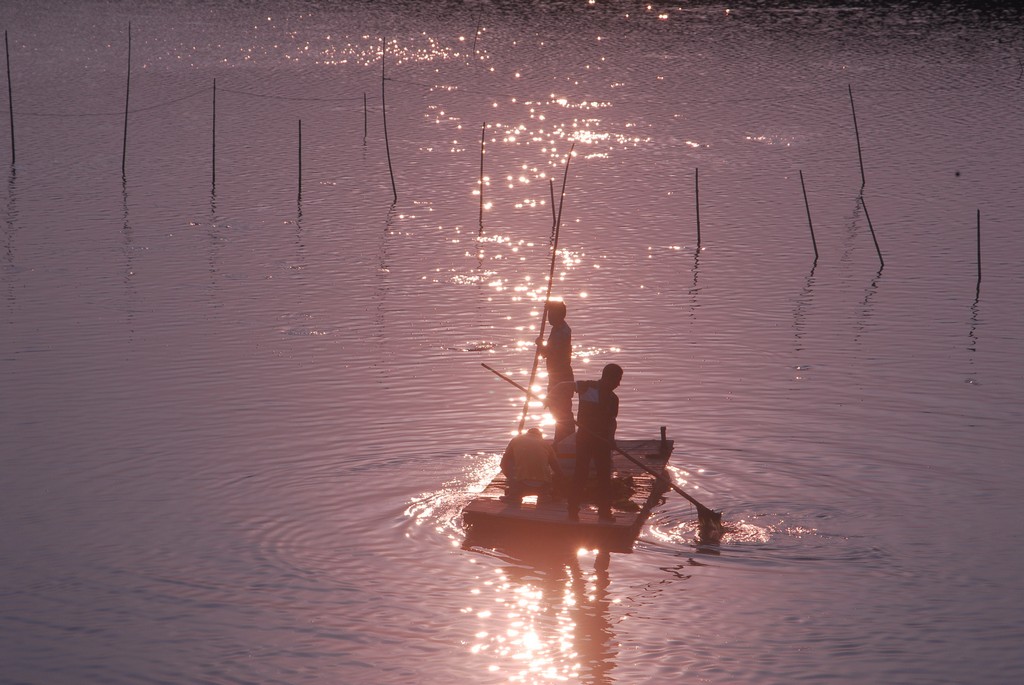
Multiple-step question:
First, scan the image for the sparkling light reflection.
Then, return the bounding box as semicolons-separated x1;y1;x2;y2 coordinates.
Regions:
404;451;502;544
466;549;616;682
384;28;702;665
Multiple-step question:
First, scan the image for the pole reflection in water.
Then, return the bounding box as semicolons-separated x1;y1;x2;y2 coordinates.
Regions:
464;543;616;684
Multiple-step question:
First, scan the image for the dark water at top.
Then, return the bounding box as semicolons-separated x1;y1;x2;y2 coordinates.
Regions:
2;1;1023;683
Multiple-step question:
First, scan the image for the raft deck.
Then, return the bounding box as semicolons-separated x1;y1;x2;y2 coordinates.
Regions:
462;437;673;553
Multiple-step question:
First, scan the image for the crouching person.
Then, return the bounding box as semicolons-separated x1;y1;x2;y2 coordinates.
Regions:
500;427;564;505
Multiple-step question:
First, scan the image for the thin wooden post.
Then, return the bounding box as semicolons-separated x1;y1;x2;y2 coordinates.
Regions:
363;92;367;141
694;167;701;248
849;84;866;189
298;119;302;199
799;170;818;261
976;209;981;293
211;79;216;188
122;22;131;179
549;178;556;230
472;13;482;56
860;195;883;268
381;37;397;204
5;31;13;165
478;121;485;232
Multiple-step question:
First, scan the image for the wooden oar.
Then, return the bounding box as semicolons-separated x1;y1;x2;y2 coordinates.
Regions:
517;143;575;432
483;363;724;533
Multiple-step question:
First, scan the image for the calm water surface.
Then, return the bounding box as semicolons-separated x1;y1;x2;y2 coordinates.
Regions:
2;1;1023;683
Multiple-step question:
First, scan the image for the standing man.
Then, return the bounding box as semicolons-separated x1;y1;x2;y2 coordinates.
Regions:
565;363;623;522
536;300;574;448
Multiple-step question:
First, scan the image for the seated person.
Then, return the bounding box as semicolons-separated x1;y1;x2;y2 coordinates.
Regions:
499;427;564;505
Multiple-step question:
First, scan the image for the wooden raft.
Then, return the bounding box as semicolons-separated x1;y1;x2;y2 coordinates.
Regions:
462;437;673;553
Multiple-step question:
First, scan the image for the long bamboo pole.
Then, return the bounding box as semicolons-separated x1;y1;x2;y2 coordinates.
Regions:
518;143;575;433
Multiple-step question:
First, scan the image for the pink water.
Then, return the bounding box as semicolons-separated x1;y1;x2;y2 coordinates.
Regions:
3;1;1023;683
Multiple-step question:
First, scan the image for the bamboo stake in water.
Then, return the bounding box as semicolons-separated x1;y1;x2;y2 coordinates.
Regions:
381;37;397;204
860;194;883;268
5;31;13;166
122;22;132;178
549;178;556;231
694;167;701;248
976;209;981;295
363;92;367;142
211;79;216;188
471;13;482;57
799;170;818;261
849;84;866;189
298;119;302;199
478;121;485;232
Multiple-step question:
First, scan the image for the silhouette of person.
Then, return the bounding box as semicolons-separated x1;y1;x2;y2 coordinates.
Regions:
562;363;623;522
500;427;565;505
536;300;575;448
570;550;615;683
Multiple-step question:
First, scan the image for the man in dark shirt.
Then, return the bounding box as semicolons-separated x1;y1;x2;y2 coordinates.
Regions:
536;301;574;449
564;363;623;522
